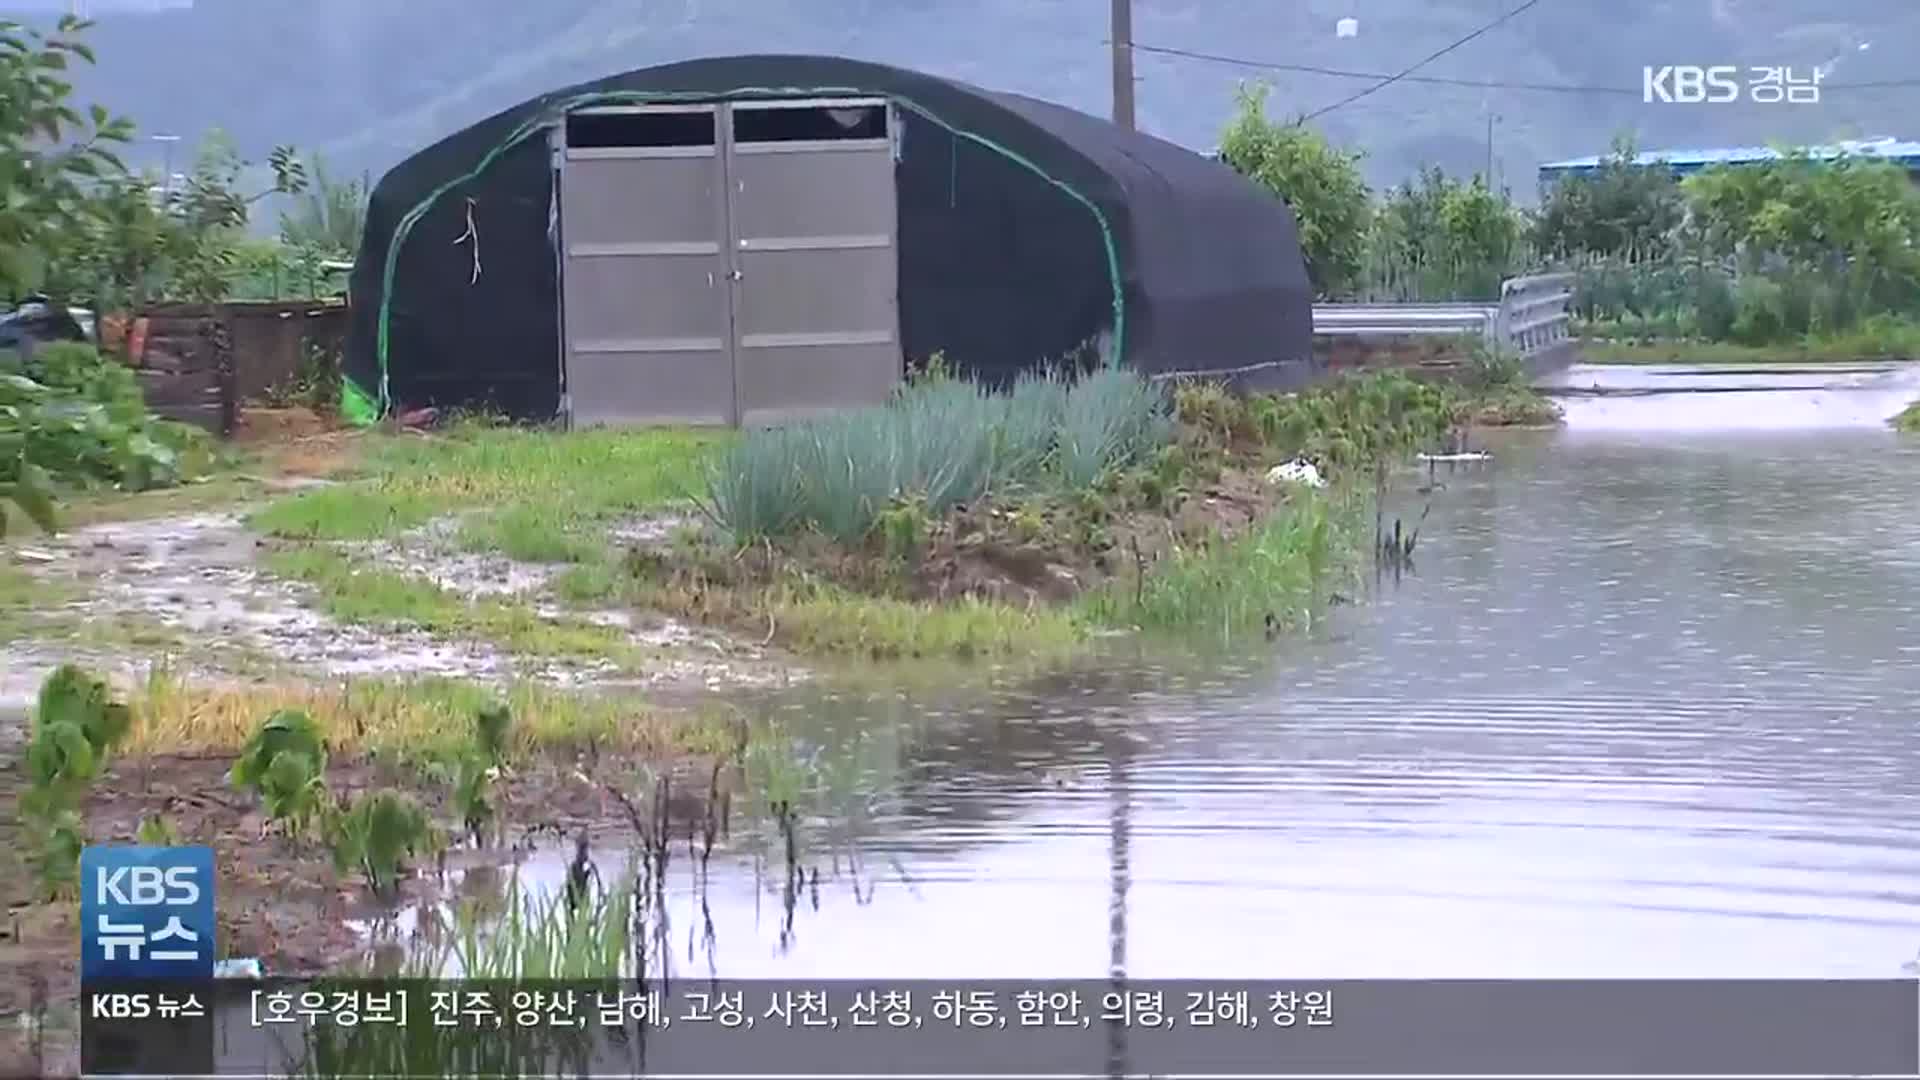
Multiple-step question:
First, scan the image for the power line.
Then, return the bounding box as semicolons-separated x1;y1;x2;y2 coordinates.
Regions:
1300;0;1551;121
1130;41;1634;95
1128;41;1920;98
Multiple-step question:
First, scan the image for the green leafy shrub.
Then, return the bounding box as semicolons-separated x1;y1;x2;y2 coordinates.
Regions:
327;789;433;901
1252;371;1461;469
19;664;132;897
23;664;132;800
228;708;329;828
0;343;213;534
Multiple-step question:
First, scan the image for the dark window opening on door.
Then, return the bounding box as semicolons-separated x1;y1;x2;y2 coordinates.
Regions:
566;109;715;149
733;104;888;144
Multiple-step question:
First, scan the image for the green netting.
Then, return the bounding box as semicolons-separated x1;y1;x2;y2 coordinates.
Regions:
339;374;379;427
371;85;1126;419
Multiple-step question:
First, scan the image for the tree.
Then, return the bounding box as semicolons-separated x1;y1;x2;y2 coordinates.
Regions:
1531;133;1685;260
166;131;308;302
278;153;367;259
1370;167;1525;300
1682;149;1920;271
0;15;134;299
1217;83;1372;299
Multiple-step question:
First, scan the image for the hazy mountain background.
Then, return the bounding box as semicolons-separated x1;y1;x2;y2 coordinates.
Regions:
6;0;1915;200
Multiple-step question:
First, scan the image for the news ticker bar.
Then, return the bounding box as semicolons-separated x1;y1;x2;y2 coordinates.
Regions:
79;978;1920;1078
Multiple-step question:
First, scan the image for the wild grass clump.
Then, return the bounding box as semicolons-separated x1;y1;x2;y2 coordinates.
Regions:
1058;367;1177;488
454;505;602;563
126;666;714;763
1891;401;1920;433
1079;489;1360;640
296;875;625;1078
257;547;632;661
448;874;635;980
251;421;725;542
766;581;1088;661
700;364;1172;545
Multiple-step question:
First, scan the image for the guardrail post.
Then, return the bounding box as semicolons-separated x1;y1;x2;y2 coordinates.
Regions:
1491;271;1574;367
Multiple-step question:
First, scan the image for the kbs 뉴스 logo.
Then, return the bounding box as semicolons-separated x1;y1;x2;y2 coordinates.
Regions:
80;845;215;980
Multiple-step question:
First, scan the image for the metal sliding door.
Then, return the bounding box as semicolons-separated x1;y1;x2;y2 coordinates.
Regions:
725;97;903;425
559;104;735;427
556;97;902;428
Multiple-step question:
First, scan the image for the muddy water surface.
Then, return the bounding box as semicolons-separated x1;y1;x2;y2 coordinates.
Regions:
509;361;1920;979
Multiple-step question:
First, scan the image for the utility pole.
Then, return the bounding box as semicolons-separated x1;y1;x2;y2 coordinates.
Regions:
1110;0;1135;130
1485;113;1494;184
153;134;181;205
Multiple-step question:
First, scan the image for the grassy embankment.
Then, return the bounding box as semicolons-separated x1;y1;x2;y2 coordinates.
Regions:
243;358;1553;667
1577;314;1920;365
244;424;726;666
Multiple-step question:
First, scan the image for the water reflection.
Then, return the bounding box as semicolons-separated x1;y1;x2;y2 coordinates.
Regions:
485;365;1920;980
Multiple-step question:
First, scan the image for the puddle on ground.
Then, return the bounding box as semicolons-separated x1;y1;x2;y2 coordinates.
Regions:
5;509;802;698
355;516;560;598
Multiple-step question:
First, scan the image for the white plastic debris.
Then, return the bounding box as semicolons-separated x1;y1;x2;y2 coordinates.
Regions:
1266;460;1326;489
214;957;263;979
13;548;55;563
1335;16;1359;38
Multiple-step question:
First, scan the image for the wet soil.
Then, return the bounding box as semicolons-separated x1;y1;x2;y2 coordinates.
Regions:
0;743;728;1078
6;507;805;701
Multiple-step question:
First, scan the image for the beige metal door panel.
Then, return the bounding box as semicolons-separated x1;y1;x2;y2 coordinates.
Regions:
560;108;735;428
725;100;902;426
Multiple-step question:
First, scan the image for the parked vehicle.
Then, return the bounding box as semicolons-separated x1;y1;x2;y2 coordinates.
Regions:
0;295;90;358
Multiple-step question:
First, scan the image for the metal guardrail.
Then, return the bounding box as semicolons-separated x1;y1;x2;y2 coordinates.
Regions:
1312;271;1574;359
1495;272;1574;357
1311;304;1500;340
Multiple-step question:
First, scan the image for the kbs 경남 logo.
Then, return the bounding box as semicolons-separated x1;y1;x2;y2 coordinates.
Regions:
1642;65;1741;103
80;845;215;980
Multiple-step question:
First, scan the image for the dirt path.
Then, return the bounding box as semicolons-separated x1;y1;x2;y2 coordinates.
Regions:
4;507;806;717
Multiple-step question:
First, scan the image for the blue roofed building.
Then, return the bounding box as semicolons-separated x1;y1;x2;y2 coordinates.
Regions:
1537;136;1920;190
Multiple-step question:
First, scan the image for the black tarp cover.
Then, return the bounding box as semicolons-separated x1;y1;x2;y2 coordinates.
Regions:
344;54;1315;423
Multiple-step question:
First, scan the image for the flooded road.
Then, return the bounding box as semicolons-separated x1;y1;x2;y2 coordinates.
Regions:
499;361;1920;981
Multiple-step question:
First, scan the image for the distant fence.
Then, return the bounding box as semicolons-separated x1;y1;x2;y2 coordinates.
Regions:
106;300;349;435
1311;272;1575;373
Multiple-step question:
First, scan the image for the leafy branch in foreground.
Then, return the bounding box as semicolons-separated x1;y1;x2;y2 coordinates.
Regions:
0;14;134;295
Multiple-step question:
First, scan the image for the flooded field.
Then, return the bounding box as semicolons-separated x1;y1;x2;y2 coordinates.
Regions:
12;360;1920;992
466;361;1920;980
